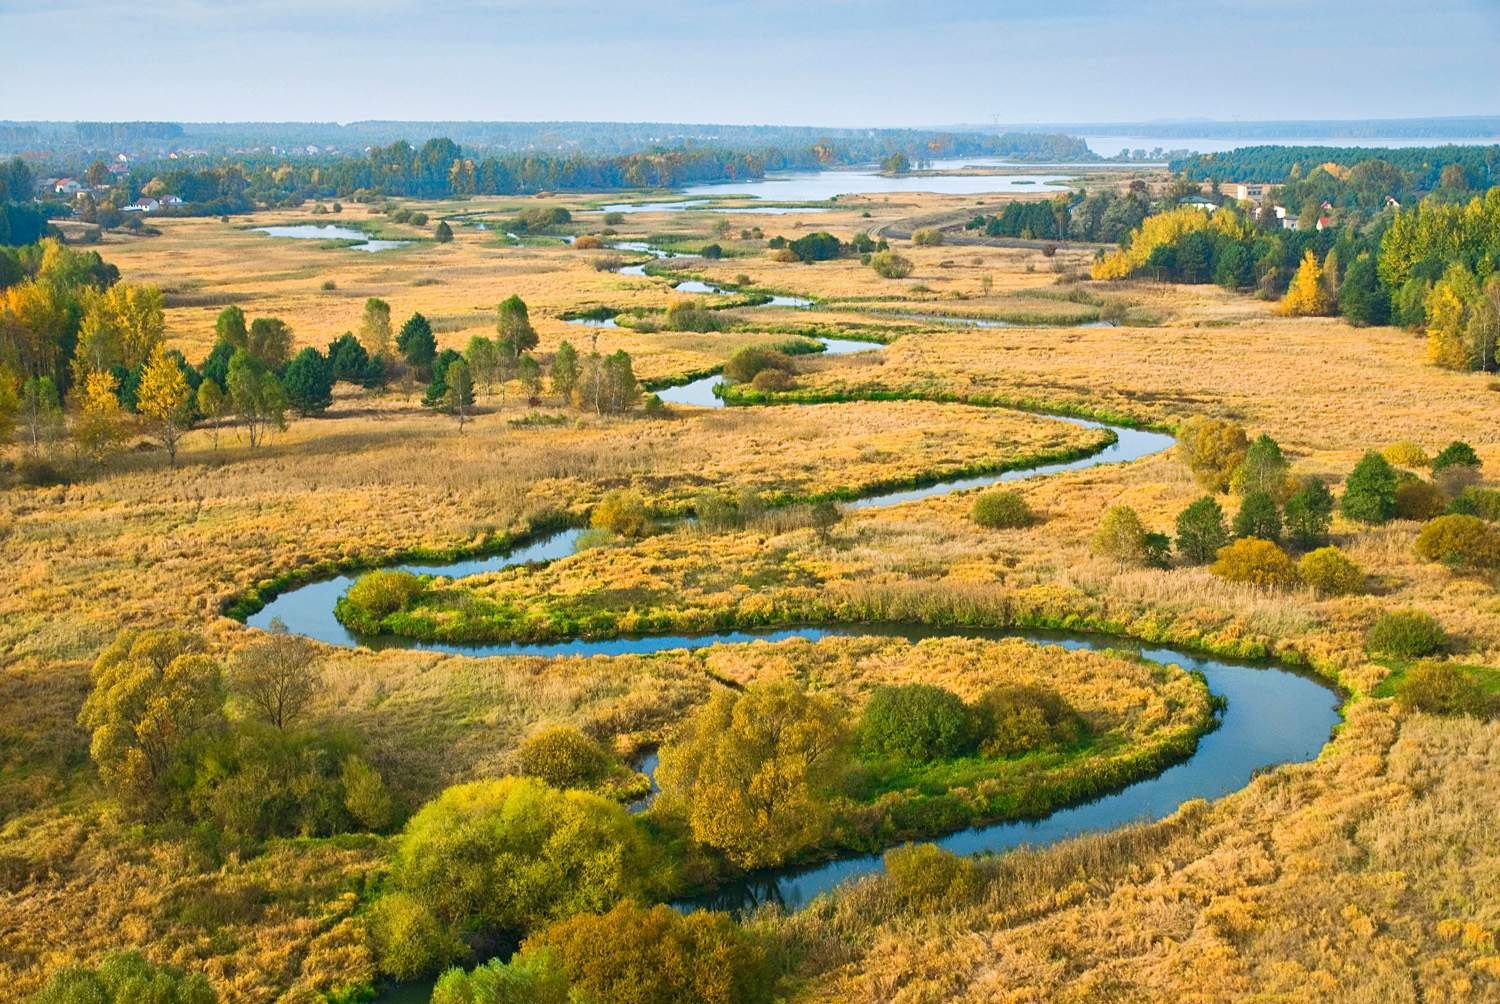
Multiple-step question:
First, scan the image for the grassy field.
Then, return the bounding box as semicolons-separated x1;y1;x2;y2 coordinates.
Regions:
4;183;1499;1001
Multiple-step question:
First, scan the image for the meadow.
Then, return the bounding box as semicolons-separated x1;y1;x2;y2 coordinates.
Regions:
3;179;1498;1002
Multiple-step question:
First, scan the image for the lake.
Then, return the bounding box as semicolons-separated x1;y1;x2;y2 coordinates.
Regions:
252;223;411;252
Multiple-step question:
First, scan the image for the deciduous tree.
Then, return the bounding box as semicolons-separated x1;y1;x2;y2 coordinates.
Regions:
136;343;194;465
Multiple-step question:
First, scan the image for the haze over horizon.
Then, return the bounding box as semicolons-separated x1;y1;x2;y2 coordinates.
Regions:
2;0;1497;127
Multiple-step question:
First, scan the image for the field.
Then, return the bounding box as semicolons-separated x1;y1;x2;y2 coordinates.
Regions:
3;179;1499;1002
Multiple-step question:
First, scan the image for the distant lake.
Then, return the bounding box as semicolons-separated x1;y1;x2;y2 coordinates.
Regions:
1077;133;1500;157
252;224;411;252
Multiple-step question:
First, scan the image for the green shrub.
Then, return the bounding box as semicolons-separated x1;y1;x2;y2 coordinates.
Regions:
1394;478;1448;520
911;228;944;246
1451;487;1500;520
370;891;462;980
522;901;776;1004
1175;496;1229;564
971;685;1085;758
1366;610;1448;659
1432;441;1482;495
516;726;614;789
344;569;424;623
1298;546;1365;596
31;951;217;1004
1394;663;1490;717
787;231;843;262
882;842;981;911
591;489;650;538
432;950;570;1004
722;347;793;384
1413;514;1500;568
859;684;972;762
1209;538;1299;588
972;489;1035;529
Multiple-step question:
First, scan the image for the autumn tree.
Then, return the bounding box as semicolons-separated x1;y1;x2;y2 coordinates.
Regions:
439;359;474;431
0;366;18;447
1425;264;1476;370
226;349;287;448
19;375;63;459
464;334;500;392
72;368;128;466
230;623;320;730
77;629;226;819
656;681;850;869
550;341;580;400
358;297;393;359
136;343;194;465
1176;416;1249;492
496;294;538;357
1278;250;1331;316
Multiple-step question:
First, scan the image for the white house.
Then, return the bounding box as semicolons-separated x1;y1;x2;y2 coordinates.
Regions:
123;197;161;213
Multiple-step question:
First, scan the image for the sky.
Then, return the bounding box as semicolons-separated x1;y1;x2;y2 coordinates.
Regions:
1;0;1498;126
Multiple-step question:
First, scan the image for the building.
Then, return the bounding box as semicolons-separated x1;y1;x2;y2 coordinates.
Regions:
1226;182;1269;202
53;178;82;196
123;197;161;213
159;194;184;207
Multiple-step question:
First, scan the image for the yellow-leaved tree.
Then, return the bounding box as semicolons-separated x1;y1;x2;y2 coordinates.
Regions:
136;343;193;465
1277;251;1331;316
71;368;128;465
1424;264;1479;370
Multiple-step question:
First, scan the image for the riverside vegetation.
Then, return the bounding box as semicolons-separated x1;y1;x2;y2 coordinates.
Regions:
3;158;1499;1003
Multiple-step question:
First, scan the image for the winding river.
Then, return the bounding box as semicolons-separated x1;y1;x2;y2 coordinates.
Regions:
243;240;1341;945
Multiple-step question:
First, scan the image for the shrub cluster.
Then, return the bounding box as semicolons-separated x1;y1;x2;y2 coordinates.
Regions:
1394;663;1491;717
971;489;1035;529
1366;610;1449;659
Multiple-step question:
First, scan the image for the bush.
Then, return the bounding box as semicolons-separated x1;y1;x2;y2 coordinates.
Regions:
869;250;913;278
665;298;730;333
749;368;796;392
388;777;654;936
700;242;723;259
602;211;625;225
1298;546;1365;596
434;220;453;243
371;891;462;979
32;952;217;1004
1091;505;1159;565
1366;610;1448;659
1432;439;1481;473
1395;663;1490;717
882;843;981;911
1175;496;1229;564
911;227;944;246
1342;451;1399;524
432;951;570;1004
521;901;776;1004
1451;487;1500;520
722;347;793;384
787;231;843;262
1232;490;1282;542
972;489;1034;529
344;569;424;623
1413;514;1500;568
1395;478;1448;520
858;684;972;762
591;489;650;538
571;234;603;249
516;726;614;789
1209;538;1300;588
971;685;1085;758
1382;441;1430;468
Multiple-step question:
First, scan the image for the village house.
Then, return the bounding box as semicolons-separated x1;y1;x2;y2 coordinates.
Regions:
123;197;161;213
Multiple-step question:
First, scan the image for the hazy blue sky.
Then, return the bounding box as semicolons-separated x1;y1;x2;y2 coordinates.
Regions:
2;0;1497;125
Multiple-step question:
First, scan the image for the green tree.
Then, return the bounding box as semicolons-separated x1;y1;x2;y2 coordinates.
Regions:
246;317;294;368
1234;433;1289;499
439;359;474;431
656;682;849;869
1175;496;1230;564
465;334;500;392
358;297;393;359
1284;477;1336;548
496;294;538;357
196;378;226;450
1338;252;1390;327
398;312;437;373
1233;490;1282;542
215;304;248;350
19;374;63;459
550;341;580;400
1341;451;1398;524
432;951;570;1004
858;684;971;762
434;220;454;243
226;350;287;448
516;354;542;399
281;346;333;416
1091;505;1155;564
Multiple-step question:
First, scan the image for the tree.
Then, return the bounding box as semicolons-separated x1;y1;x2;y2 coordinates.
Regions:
1091;505;1153;564
1342;451;1398;524
1425;266;1474;370
497;294;538;357
1432;440;1482;496
358;297;393;359
657;682;849;869
575;350;639;415
550;341;580;400
230;623;320;730
246;317;294;368
77;629;226;819
215;304;248;351
971;685;1085;758
1278;250;1331;316
1338;252;1390;327
1233;490;1282;542
869;250;913;279
135;343;194;465
432;951;569;1004
0;366;18;447
398;312;437;373
1284;477;1336;548
1209;538;1299;588
434;220;454;243
972;489;1034;528
226;350;287;448
19;375;64;460
1298;546;1365;596
858;684;971;762
31;951;217;1004
516;727;614;790
387;777;654;936
1175;496;1230;564
196;379;226;450
788;231;844;261
1176;416;1248;492
591;488;650;537
439;360;474;431
282;346;333;416
1234;433;1289;499
465;334;500;392
72;369;128;466
516;354;542;400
